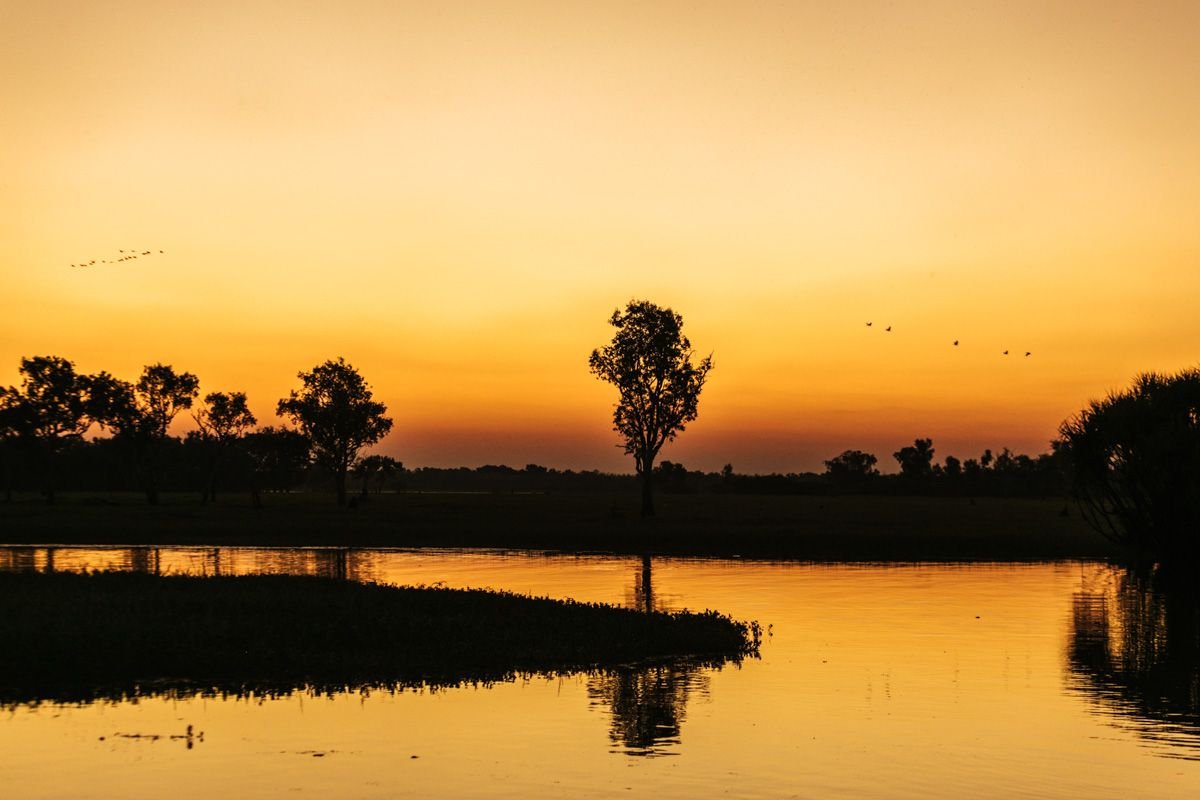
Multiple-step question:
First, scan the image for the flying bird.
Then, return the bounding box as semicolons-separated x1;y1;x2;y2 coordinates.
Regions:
885;326;891;332
1025;352;1032;357
866;322;873;327
1003;350;1009;355
953;340;959;346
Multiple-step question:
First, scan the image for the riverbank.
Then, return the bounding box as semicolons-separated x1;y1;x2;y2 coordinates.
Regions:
0;571;759;704
0;491;1121;561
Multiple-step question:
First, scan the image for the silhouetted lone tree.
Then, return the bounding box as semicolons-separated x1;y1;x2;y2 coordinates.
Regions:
893;438;935;482
0;356;111;504
589;300;712;517
1057;370;1200;566
193;391;257;505
92;364;200;505
277;358;393;506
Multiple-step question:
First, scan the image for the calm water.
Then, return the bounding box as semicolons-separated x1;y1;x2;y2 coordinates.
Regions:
2;546;1199;799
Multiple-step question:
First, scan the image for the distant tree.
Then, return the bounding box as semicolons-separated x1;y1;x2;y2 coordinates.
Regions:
1057;370;1200;565
653;460;690;494
943;455;962;479
893;438;935;481
823;450;879;485
352;454;400;498
276;358;393;506
980;448;994;471
193;391;257;504
91;364;200;505
589;300;713;517
243;426;311;507
0;386;33;502
0;356;112;504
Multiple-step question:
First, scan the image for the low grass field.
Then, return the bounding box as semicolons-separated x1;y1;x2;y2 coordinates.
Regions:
0;491;1121;561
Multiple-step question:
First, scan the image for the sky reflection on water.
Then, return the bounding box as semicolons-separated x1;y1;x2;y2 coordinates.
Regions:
2;547;1200;797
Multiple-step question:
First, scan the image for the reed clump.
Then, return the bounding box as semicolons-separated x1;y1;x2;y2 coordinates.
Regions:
0;571;758;704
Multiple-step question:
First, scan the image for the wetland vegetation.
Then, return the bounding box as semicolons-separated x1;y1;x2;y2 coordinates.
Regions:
0;570;760;705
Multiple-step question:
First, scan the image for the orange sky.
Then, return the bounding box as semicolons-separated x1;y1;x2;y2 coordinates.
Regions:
2;1;1198;472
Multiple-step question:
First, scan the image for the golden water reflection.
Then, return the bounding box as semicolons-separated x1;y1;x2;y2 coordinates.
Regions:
4;548;1200;798
1067;566;1200;759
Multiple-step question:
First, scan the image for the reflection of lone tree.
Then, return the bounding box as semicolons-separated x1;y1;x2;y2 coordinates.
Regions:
1057;370;1200;564
589;300;713;517
1068;567;1200;747
277;358;393;506
587;662;708;755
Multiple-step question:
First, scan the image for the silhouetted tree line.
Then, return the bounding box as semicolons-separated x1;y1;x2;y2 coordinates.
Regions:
0;355;390;506
629;445;1067;499
0;354;1072;504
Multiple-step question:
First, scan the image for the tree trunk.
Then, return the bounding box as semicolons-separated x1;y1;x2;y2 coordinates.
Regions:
640;463;655;517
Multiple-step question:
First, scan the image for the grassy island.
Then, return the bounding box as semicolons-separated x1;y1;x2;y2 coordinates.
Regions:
0;571;760;704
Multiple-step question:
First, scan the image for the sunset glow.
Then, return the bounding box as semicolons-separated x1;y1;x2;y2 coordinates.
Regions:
3;1;1198;471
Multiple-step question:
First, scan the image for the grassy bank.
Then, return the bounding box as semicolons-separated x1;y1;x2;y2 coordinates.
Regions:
0;571;759;704
0;491;1121;561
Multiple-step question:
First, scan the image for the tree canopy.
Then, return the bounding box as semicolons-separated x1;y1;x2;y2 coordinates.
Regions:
1057;369;1200;566
589;300;712;517
276;358;393;505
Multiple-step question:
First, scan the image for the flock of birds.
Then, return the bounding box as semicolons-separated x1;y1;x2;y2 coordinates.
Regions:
866;322;1031;357
69;249;164;268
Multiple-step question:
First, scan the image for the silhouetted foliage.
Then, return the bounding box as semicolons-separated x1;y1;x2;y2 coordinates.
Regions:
0;356;116;504
893;438;935;482
824;450;879;488
589;300;713;517
192;391;257;504
352;454;401;498
653;460;692;494
1057;369;1200;565
91;364;200;505
276;358;393;506
243;427;311;507
943;454;962;479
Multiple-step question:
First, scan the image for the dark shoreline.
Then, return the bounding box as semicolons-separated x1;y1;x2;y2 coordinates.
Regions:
0;492;1123;562
0;571;759;705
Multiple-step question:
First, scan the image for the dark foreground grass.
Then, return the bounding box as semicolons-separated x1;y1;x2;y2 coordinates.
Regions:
0;571;759;705
0;491;1122;561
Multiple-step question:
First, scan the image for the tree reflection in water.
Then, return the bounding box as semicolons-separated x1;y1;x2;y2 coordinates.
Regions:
592;555;712;756
1068;565;1200;758
587;661;710;757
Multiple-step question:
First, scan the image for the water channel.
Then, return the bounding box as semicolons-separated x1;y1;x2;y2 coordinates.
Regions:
1;547;1197;798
